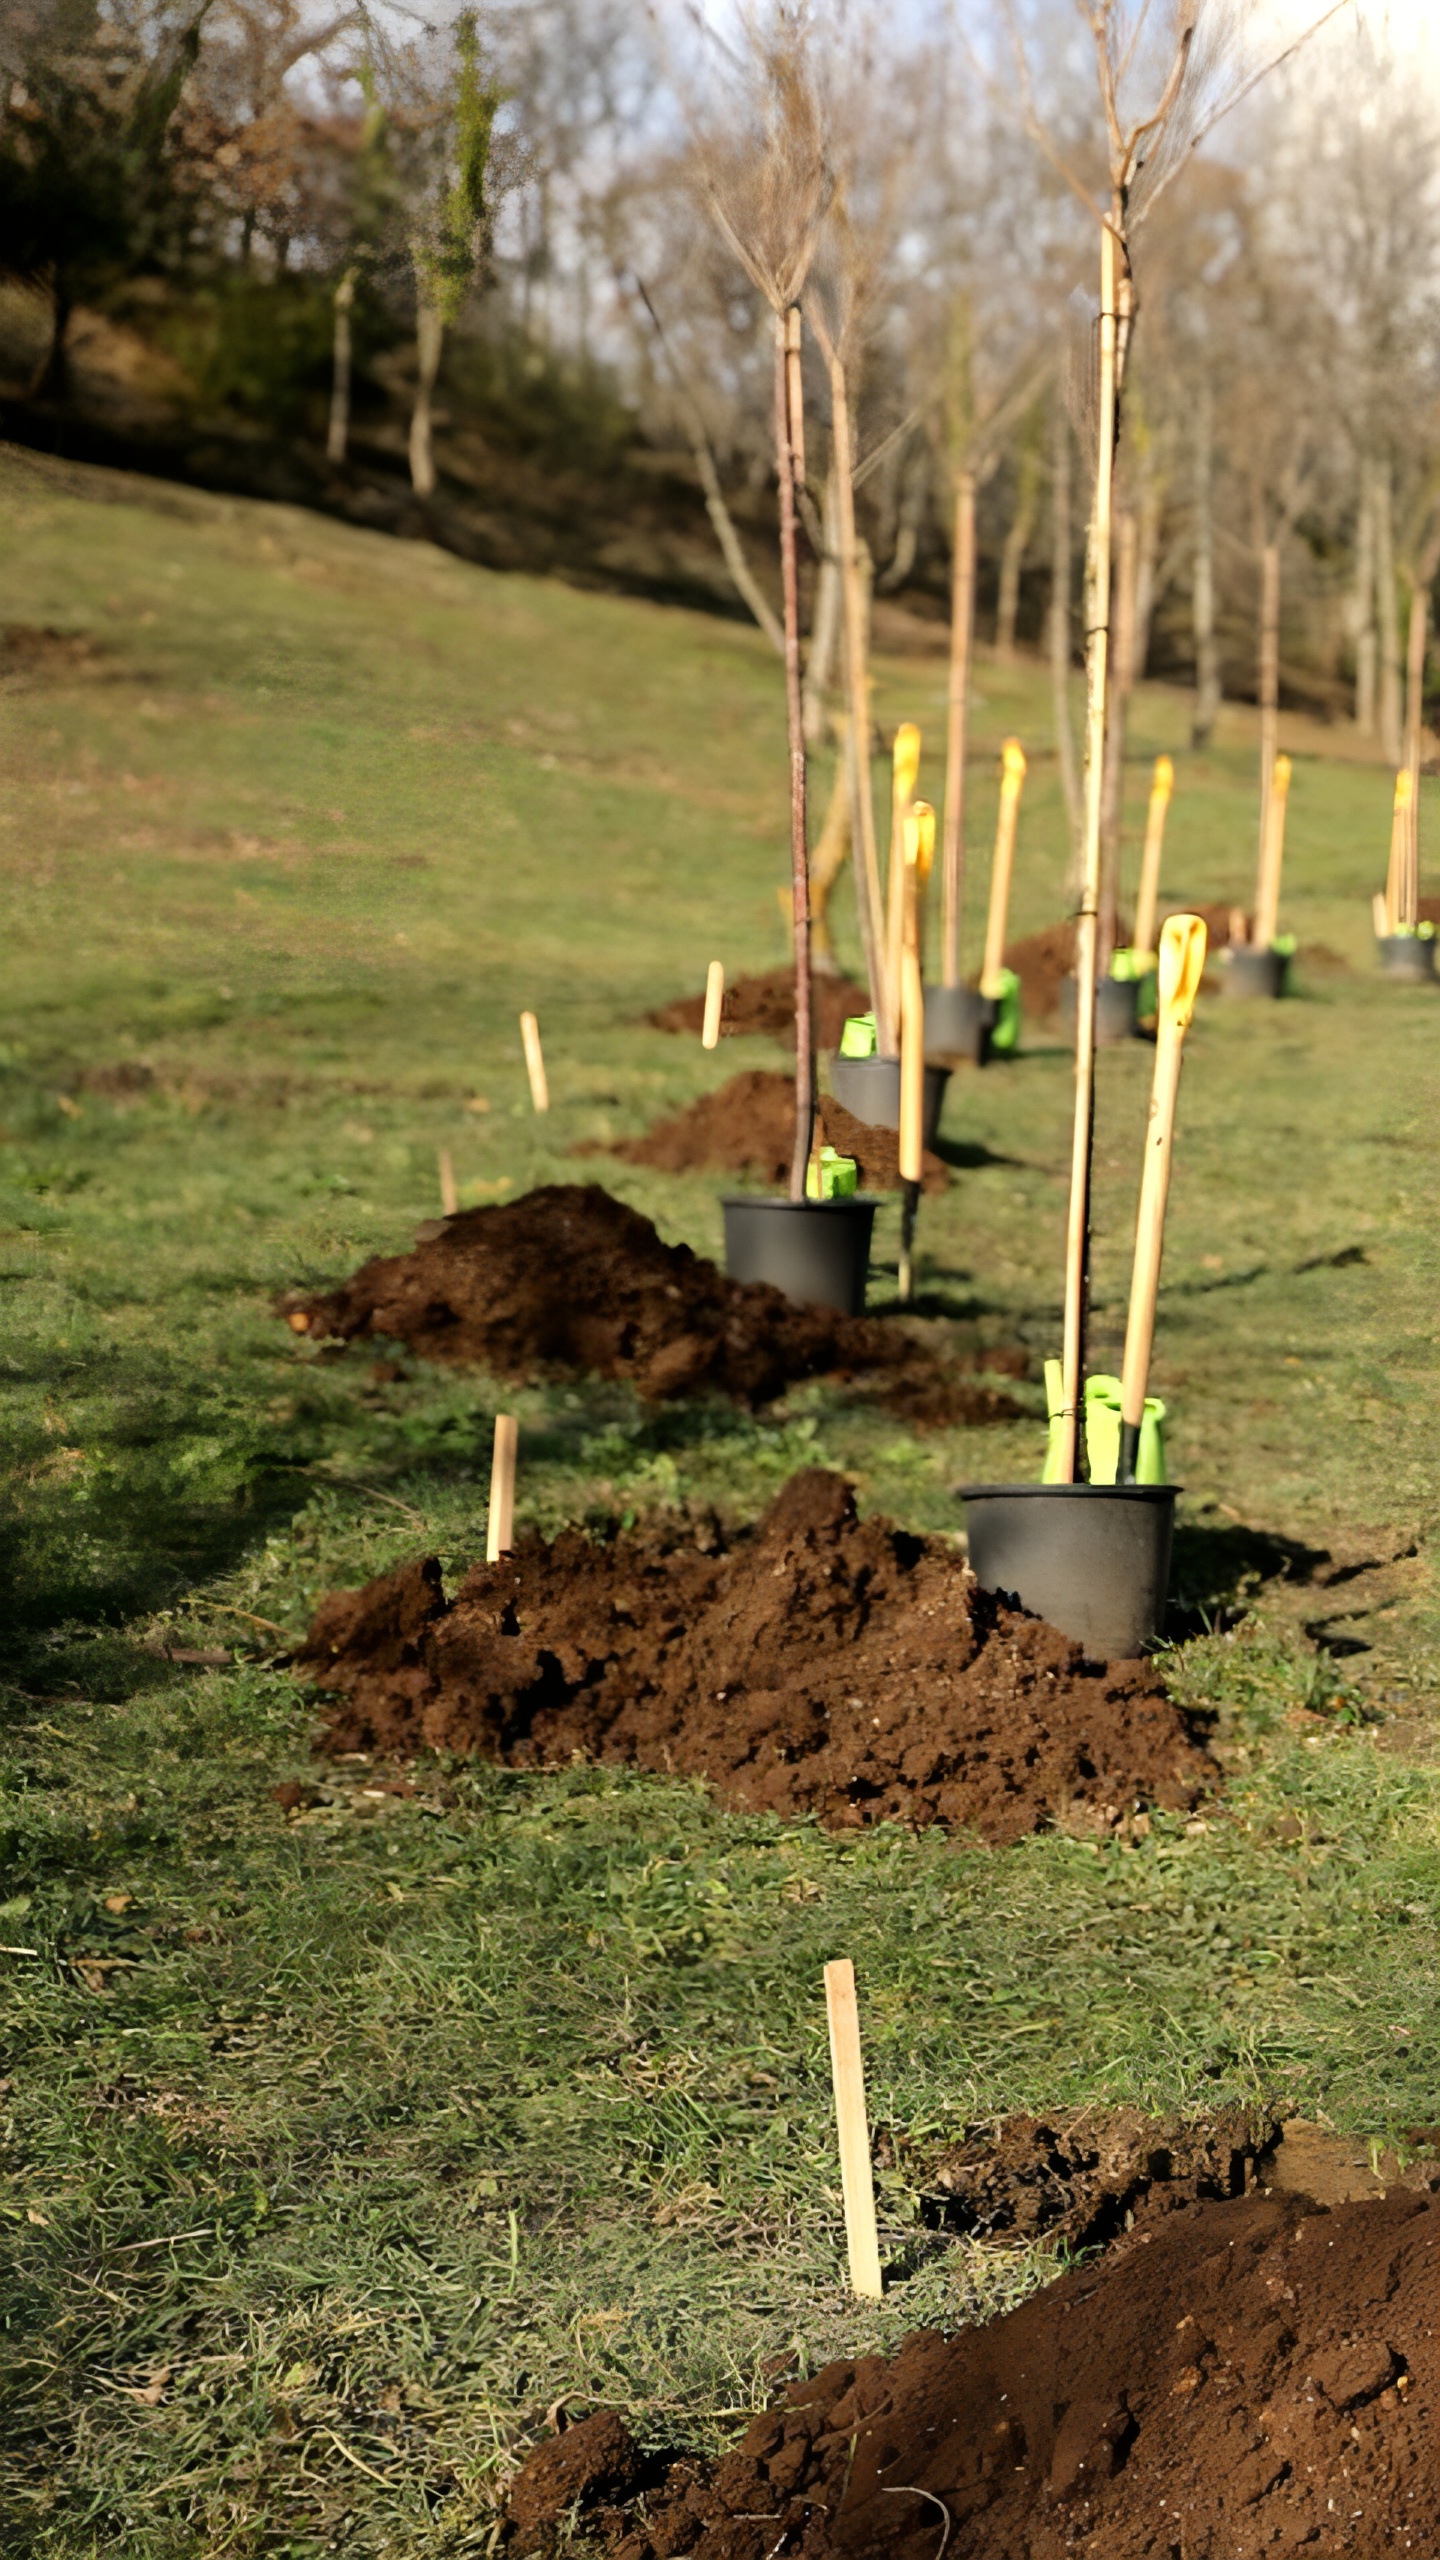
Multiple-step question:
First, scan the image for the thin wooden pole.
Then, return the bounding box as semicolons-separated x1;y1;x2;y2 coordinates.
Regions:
1253;752;1291;952
980;740;1027;997
1118;914;1206;1483
1404;581;1427;926
486;1413;518;1563
1132;755;1174;962
1098;506;1138;969
776;311;813;1202
898;802;933;1304
1256;540;1280;882
885;724;921;1037
941;468;976;988
702;961;725;1049
520;1012;549;1112
828;349;889;1046
438;1147;458;1217
1385;771;1412;936
823;1959;883;2301
1058;218;1121;1487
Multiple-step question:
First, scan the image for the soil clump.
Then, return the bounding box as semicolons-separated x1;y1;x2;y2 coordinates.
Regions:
505;2181;1440;2558
909;2105;1276;2252
301;1470;1216;1846
279;1185;1012;1422
647;969;868;1049
1005;904;1245;1023
578;1070;947;1193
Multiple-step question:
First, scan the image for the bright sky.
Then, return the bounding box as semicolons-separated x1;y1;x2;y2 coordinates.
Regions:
1268;0;1440;83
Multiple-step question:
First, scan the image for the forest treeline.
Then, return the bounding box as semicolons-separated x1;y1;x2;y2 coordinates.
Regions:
2;0;1437;741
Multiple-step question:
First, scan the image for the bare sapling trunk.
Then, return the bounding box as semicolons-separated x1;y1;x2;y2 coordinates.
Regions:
827;346;889;1043
803;471;843;742
410;296;444;498
1058;218;1121;1486
1099;506;1139;966
995;446;1040;658
1255;539;1280;907
328;269;356;466
1403;579;1427;923
1375;464;1403;767
808;730;851;971
941;467;977;986
1191;383;1221;749
1353;465;1377;733
1050;403;1082;872
885;724;921;1038
776;314;814;1202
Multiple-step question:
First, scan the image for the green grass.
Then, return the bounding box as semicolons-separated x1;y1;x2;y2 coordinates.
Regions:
3;444;1440;2556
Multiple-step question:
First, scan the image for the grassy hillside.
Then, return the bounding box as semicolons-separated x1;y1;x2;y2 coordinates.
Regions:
3;444;1439;2558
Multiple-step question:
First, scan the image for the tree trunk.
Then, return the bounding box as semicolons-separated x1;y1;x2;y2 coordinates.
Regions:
1131;465;1163;682
808;728;851;973
995;462;1038;658
1375;462;1403;767
941;466;976;987
1098;508;1138;967
1060;220;1124;1487
1191;382;1221;749
327;270;355;466
803;470;842;743
30;271;72;402
1050;400;1083;875
409;298;444;499
1256;539;1280;888
1352;465;1377;733
776;315;813;1202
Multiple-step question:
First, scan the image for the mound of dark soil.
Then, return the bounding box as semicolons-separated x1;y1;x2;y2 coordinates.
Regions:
506;2181;1440;2558
279;1184;1014;1422
911;2105;1276;2252
647;969;869;1049
578;1070;947;1193
1006;904;1245;1022
301;1470;1215;1845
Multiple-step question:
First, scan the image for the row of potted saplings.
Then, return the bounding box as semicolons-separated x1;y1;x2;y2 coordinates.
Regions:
722;709;1431;1661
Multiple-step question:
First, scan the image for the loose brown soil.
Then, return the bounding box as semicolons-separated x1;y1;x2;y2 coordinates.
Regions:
1005;905;1246;1023
505;2179;1440;2558
578;1070;948;1193
278;1184;1014;1422
647;969;869;1049
909;2105;1277;2253
301;1470;1216;1846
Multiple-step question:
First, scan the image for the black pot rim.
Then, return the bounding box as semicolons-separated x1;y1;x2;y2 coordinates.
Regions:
959;1481;1180;1503
720;1191;884;1213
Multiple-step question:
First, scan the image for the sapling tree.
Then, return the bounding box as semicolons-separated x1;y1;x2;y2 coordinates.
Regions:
698;3;830;1199
404;8;505;499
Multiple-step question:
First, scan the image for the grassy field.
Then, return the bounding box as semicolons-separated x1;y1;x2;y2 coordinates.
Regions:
3;442;1440;2558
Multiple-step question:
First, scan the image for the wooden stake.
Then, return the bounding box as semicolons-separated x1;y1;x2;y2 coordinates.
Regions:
1404;582;1427;924
1253;752;1291;952
486;1413;517;1563
1058;218;1122;1486
1385;770;1412;936
824;340;889;1047
823;1959;883;2302
885;724;922;1040
898;803;934;1303
1256;540;1281;876
979;740;1027;997
941;468;976;988
702;961;725;1049
1118;915;1207;1483
1373;888;1391;941
1132;755;1175;963
520;1012;549;1112
438;1147;458;1217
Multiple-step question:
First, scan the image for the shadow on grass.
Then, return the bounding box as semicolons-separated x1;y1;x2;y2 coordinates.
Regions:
1167;1517;1332;1639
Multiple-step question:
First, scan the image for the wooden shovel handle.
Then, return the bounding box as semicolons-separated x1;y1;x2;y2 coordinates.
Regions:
980;740;1027;997
1119;914;1206;1456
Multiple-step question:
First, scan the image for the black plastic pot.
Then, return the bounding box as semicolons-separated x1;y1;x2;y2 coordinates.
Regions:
722;1194;877;1315
1377;933;1437;984
1224;944;1288;1000
1060;975;1140;1044
923;983;998;1065
960;1482;1177;1658
829;1054;950;1149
